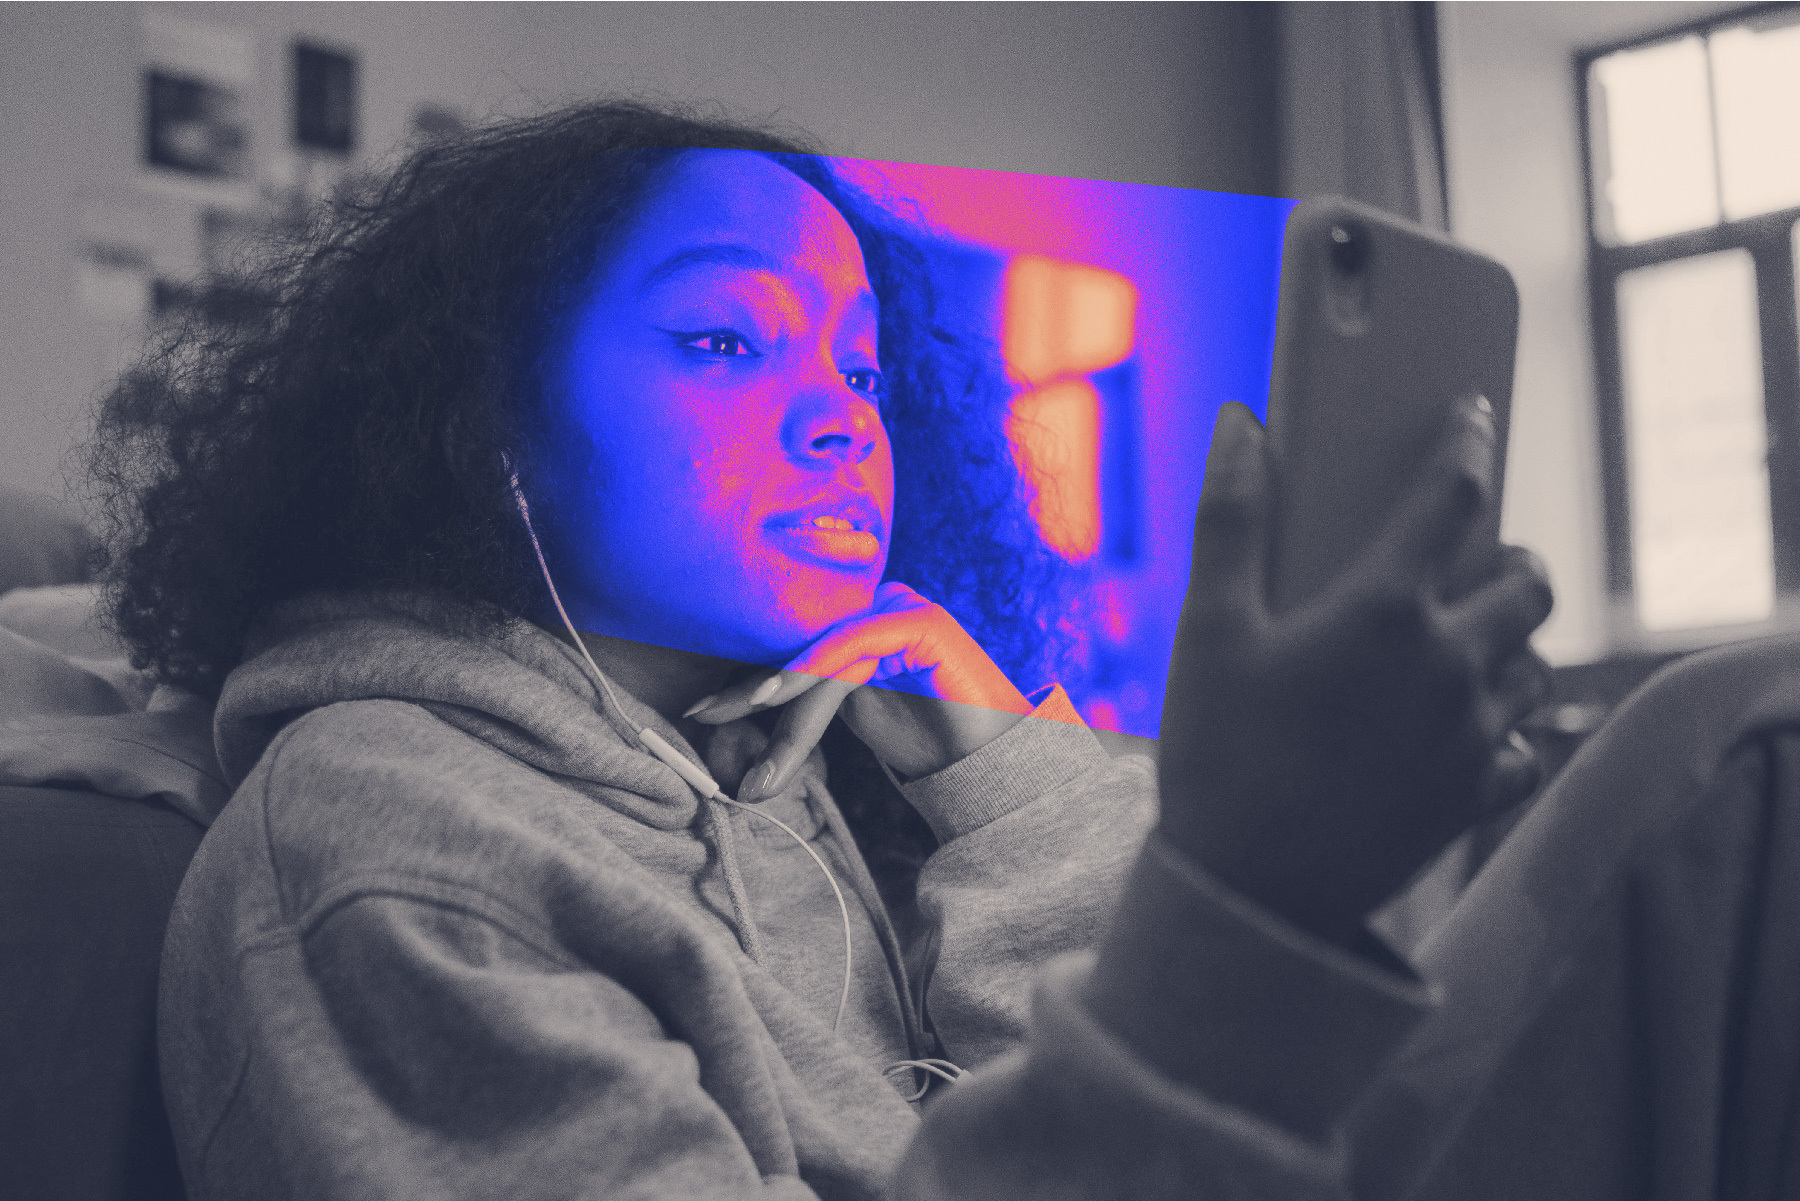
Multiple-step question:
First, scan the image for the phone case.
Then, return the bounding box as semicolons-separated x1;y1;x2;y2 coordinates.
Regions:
1265;197;1520;613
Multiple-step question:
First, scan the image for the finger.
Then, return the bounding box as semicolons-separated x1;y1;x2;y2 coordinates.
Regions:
1441;544;1554;672
873;581;933;612
782;608;939;684
685;666;833;725
1481;729;1543;818
1477;647;1552;744
1186;401;1271;614
1367;395;1496;583
688;604;940;725
1481;542;1552;603
1497;647;1552;717
737;667;874;802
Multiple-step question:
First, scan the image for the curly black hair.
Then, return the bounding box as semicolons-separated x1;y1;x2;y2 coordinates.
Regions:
84;98;1088;712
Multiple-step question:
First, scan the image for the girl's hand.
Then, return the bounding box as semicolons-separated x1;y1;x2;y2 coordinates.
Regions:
685;583;1036;802
1158;398;1553;947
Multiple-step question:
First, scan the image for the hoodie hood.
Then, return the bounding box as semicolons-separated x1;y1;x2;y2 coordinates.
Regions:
215;589;797;833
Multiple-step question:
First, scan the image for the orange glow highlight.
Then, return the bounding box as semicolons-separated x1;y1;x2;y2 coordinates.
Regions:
1001;255;1135;562
1003;255;1137;385
1007;379;1102;561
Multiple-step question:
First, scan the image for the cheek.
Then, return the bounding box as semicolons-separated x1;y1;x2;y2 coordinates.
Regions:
593;383;745;519
870;439;898;526
678;427;770;540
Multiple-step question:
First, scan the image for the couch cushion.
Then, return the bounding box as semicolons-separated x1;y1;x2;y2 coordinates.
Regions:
0;785;202;1201
0;582;126;661
0;488;98;595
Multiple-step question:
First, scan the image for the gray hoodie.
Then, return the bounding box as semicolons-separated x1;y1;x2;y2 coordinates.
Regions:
159;589;1426;1199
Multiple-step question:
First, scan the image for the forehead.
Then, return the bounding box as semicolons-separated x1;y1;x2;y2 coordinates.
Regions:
617;150;871;292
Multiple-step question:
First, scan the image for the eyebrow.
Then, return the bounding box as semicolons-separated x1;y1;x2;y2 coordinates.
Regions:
635;243;880;325
636;243;777;293
845;288;880;328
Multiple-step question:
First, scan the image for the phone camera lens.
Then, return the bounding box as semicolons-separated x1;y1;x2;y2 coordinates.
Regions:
1329;223;1369;275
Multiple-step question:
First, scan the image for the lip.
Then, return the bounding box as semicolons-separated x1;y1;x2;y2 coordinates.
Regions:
765;491;886;569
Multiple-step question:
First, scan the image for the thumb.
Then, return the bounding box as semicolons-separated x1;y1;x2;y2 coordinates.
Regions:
1186;402;1271;615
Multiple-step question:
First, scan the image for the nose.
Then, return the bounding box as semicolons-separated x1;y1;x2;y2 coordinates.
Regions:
781;394;883;469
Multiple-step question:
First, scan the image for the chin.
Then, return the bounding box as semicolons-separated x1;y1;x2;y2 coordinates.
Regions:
750;615;847;662
786;582;880;630
672;607;829;666
666;567;881;666
717;603;863;668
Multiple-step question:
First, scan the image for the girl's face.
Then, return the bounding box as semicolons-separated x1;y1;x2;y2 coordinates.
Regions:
548;150;895;664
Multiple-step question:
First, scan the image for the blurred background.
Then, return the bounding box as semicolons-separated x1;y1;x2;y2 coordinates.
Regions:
5;0;1800;747
835;161;1291;737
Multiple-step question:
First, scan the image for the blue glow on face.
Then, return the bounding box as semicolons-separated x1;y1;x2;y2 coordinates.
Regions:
548;150;895;665
536;148;1297;735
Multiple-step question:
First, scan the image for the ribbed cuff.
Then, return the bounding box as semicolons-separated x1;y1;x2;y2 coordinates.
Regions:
1022;682;1086;726
899;684;1106;843
1086;835;1436;1143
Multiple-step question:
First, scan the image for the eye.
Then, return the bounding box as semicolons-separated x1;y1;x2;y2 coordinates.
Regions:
680;331;758;358
844;368;884;397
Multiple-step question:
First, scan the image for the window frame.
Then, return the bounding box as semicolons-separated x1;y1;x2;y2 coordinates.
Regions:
1578;1;1800;648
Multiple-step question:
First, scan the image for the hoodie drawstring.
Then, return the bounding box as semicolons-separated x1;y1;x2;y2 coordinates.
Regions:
714;793;855;1037
707;793;767;964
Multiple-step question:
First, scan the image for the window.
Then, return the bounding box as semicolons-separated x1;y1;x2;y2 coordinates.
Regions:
293;43;358;155
1583;5;1800;637
1002;255;1138;563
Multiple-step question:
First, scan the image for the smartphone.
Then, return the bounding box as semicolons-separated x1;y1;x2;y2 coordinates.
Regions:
1265;197;1520;614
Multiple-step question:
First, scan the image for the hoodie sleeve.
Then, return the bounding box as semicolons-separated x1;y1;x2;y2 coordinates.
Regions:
887;846;1435;1201
891;692;1435;1200
898;685;1160;1067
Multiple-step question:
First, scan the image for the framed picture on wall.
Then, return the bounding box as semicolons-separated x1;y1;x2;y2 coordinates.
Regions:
144;71;248;179
294;42;358;155
140;13;253;184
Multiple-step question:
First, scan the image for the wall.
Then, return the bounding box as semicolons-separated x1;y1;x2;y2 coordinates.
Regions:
9;2;1751;669
1436;0;1740;664
0;2;1278;506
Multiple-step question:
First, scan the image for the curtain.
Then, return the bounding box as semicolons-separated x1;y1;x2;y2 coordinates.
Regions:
1278;1;1448;230
1279;2;1458;952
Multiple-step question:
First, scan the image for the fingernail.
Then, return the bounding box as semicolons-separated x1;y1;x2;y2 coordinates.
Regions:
682;693;721;718
1462;398;1496;491
749;676;781;706
1468;394;1495;440
1215;403;1253;452
739;761;776;803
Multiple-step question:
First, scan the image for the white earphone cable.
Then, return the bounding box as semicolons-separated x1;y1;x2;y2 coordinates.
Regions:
511;477;854;1035
713;795;854;1035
